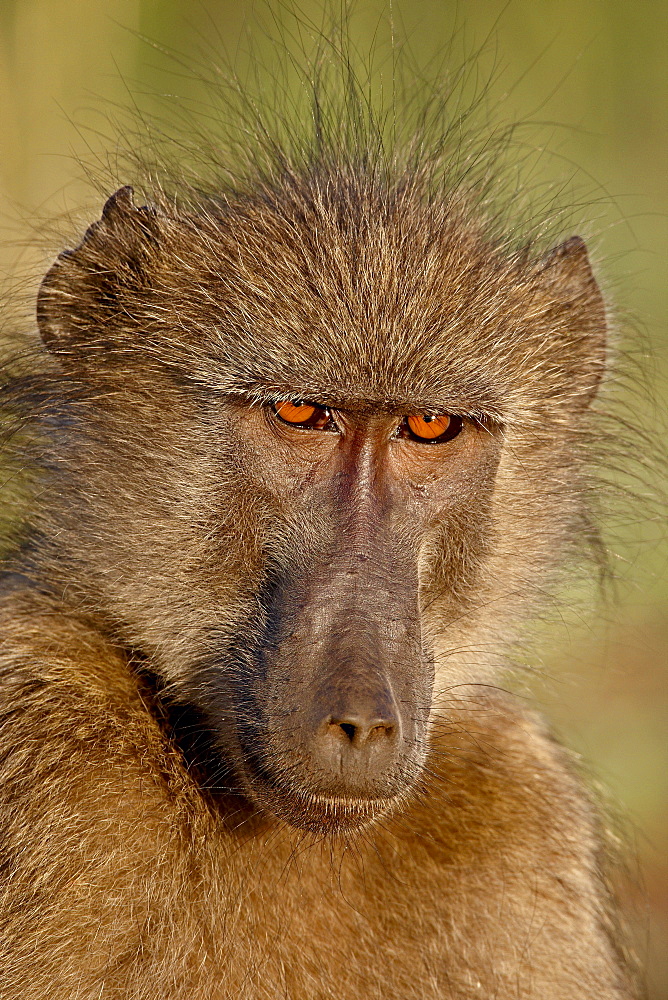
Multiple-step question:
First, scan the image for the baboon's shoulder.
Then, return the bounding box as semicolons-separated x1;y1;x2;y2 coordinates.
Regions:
373;694;631;999
0;580;184;824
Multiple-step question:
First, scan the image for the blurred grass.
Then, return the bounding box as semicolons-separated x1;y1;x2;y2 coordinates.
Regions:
1;0;666;994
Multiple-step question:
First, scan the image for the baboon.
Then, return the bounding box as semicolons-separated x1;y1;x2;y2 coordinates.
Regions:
0;29;640;1000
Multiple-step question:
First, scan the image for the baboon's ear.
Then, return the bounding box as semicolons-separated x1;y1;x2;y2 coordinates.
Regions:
537;236;607;407
37;186;161;356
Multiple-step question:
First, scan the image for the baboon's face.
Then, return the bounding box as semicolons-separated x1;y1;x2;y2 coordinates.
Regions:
35;185;605;833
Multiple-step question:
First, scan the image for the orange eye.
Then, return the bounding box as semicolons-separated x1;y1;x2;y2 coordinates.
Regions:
404;413;463;444
273;400;332;430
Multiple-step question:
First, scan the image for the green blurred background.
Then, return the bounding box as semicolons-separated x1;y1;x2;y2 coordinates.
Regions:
0;0;665;994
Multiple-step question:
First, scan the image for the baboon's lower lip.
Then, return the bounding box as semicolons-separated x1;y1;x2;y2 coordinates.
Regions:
250;777;399;833
238;753;400;833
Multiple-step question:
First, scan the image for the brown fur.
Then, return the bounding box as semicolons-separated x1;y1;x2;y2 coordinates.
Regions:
0;588;632;999
0;65;638;1000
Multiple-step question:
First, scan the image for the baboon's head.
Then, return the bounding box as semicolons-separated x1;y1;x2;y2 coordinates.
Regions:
35;175;606;833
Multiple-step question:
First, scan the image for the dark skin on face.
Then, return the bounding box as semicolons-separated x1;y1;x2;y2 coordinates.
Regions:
223;397;502;832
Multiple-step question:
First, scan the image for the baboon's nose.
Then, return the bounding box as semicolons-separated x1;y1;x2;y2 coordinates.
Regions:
328;710;397;746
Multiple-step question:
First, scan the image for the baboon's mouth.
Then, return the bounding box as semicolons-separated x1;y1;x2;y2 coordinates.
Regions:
238;751;402;834
251;777;400;833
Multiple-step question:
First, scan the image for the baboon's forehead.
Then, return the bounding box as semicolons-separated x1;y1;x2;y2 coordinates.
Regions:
39;175;599;418
157;194;543;414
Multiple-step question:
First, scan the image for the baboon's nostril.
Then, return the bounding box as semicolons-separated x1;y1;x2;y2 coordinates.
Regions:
339;722;357;742
329;712;397;746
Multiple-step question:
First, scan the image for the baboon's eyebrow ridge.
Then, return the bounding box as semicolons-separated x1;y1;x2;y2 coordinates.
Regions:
210;382;506;424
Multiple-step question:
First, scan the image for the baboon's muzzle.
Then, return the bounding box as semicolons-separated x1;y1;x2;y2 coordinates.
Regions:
235;542;433;834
